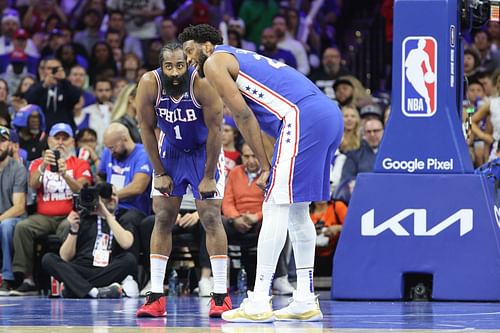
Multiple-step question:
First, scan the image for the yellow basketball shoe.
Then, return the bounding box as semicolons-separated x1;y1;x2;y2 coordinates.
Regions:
274;291;323;321
221;291;275;323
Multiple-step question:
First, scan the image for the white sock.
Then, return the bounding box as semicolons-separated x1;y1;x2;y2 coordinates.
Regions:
210;255;228;294
253;266;275;297
150;254;169;293
296;268;314;299
253;201;290;297
88;287;99;298
288;202;317;299
24;277;35;286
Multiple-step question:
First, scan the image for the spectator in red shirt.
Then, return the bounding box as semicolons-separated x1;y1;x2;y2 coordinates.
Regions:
11;122;92;296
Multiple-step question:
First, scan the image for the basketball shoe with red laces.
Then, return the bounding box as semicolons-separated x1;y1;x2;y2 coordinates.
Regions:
209;292;232;318
136;292;167;317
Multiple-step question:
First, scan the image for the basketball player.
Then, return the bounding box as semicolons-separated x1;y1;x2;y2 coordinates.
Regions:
135;42;231;318
179;25;343;322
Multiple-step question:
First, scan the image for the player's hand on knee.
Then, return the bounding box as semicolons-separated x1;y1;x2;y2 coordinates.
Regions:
155;174;173;195
199;177;217;199
256;170;270;191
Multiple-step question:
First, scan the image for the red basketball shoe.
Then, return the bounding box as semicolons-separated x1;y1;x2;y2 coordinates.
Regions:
209;292;232;318
136;292;167;317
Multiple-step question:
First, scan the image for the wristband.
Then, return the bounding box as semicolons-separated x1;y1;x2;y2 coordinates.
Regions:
68;228;79;235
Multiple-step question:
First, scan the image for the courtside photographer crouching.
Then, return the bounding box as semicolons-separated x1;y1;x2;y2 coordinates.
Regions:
42;183;137;298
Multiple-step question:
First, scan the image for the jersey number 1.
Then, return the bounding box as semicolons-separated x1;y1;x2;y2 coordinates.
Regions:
173;125;182;140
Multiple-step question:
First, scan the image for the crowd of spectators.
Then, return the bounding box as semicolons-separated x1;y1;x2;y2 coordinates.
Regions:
0;0;499;298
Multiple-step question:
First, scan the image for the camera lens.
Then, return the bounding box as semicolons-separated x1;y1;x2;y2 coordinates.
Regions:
78;186;99;211
97;183;113;199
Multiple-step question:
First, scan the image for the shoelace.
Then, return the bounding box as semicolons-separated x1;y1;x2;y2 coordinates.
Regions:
144;291;163;305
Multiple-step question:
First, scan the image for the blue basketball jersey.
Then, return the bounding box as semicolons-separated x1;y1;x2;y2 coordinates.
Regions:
213;45;325;138
153;66;208;150
214;45;343;204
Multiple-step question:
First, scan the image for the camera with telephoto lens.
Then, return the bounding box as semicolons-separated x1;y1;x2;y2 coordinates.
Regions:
73;183;113;216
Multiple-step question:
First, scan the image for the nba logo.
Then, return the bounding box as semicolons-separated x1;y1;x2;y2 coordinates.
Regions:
402;36;437;117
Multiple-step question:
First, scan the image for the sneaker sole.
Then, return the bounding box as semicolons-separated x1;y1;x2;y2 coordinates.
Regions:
274;311;323;322
136;311;167;318
209;312;223;318
222;311;275;323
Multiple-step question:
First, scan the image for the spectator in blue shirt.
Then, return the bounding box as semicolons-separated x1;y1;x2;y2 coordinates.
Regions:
258;27;297;69
98;122;152;258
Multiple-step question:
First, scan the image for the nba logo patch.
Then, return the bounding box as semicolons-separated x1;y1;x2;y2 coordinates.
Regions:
402;36;437;117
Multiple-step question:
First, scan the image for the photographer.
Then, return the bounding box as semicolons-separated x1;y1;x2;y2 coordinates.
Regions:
42;183;136;298
24;57;81;130
11;123;92;296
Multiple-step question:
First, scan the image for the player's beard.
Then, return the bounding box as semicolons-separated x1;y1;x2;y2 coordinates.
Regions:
196;52;209;78
162;71;190;97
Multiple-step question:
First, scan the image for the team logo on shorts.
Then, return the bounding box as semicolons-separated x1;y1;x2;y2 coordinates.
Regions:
402;36;437;117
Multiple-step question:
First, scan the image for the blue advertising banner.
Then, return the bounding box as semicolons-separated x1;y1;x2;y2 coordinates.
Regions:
333;173;500;300
332;0;500;301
